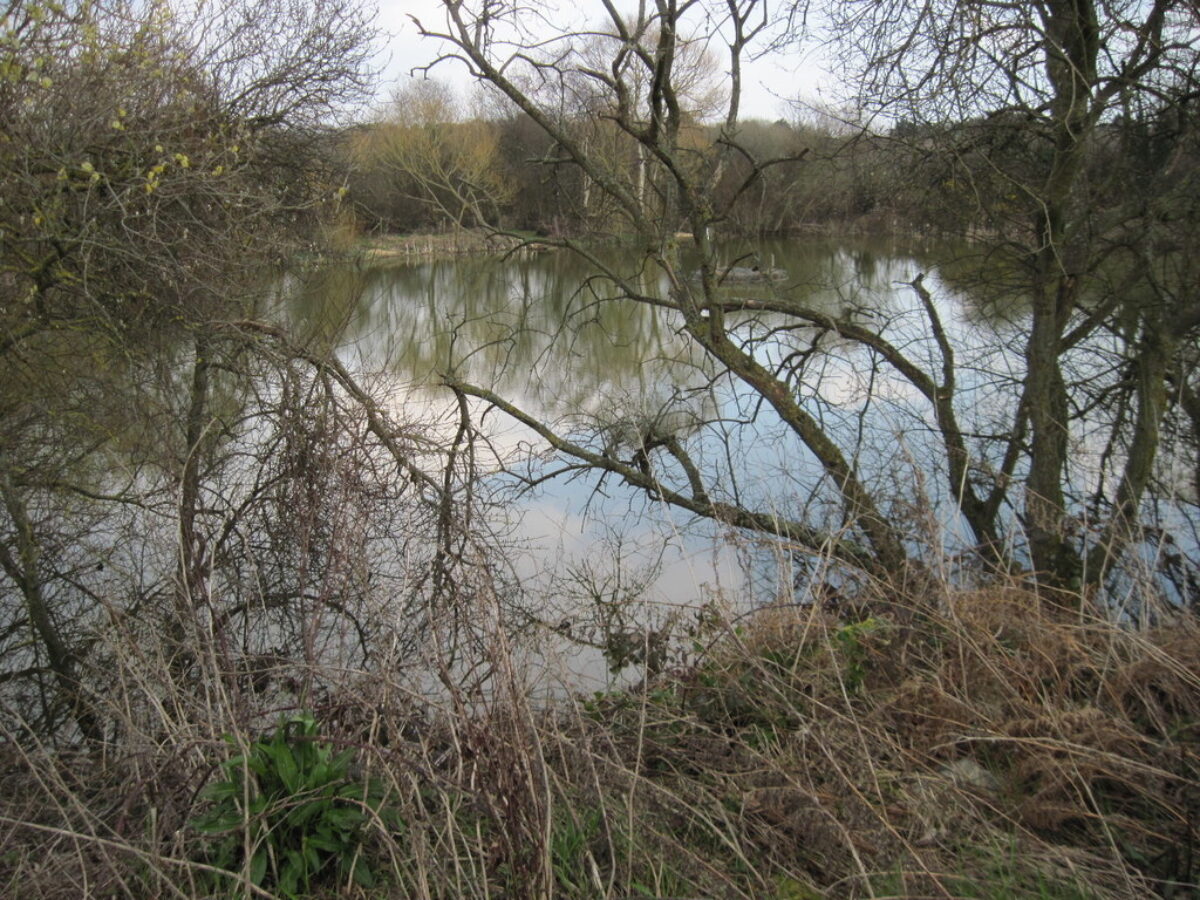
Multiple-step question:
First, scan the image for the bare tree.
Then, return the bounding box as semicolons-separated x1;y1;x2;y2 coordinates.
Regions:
825;0;1200;590
411;0;1199;604
352;78;513;229
413;1;923;581
0;0;496;743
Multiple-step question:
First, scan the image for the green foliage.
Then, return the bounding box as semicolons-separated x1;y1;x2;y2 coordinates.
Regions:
191;713;396;897
833;616;886;692
549;807;602;896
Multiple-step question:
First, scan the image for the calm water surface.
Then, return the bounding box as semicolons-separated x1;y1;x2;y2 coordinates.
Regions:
292;237;1019;684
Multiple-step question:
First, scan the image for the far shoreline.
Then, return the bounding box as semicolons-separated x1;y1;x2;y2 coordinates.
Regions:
347;217;971;265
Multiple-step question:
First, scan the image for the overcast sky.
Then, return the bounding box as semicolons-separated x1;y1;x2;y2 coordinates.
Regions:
370;0;834;122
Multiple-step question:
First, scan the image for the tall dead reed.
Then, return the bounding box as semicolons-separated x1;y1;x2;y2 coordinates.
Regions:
1;562;1197;898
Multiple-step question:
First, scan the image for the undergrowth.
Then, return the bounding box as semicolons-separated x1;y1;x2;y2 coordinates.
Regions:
190;712;393;896
0;581;1196;898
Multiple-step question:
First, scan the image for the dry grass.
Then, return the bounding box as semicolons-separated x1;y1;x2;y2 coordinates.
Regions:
0;577;1197;898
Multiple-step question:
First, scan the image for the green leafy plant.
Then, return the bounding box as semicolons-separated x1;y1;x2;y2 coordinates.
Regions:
833;616;886;692
550;807;602;896
192;713;394;897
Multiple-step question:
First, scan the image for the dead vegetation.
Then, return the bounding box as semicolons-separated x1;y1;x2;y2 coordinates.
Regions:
0;577;1196;898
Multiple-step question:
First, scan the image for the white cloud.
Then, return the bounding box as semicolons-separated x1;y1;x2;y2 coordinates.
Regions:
370;0;831;121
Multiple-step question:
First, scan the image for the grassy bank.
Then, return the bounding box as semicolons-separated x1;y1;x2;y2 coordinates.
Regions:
1;578;1196;898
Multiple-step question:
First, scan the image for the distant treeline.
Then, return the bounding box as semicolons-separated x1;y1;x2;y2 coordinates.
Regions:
343;103;1195;241
345;111;900;237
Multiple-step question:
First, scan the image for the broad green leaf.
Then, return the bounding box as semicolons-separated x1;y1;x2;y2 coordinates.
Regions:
249;848;268;886
351;861;376;887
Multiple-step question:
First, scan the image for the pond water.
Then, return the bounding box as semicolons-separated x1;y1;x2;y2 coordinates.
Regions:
289;236;1030;686
284;235;1200;680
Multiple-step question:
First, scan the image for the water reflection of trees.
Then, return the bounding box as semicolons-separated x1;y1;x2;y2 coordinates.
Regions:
0;311;495;742
308;241;1045;561
310;239;937;412
302;252;700;415
0;0;499;749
